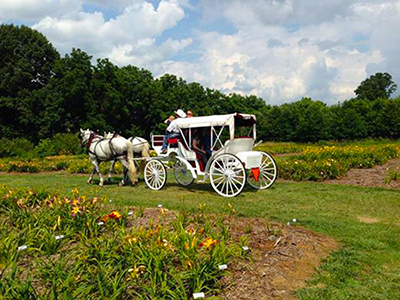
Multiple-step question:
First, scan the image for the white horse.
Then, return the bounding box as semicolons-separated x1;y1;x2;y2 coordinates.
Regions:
79;129;137;186
104;132;150;181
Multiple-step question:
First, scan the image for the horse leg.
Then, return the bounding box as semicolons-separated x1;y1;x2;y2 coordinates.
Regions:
87;167;95;184
119;159;137;185
108;160;115;182
119;168;128;186
91;160;104;186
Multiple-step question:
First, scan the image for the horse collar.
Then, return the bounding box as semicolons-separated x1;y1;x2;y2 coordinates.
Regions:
86;133;98;149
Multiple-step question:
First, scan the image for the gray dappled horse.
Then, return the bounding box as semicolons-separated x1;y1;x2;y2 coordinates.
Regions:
79;129;137;186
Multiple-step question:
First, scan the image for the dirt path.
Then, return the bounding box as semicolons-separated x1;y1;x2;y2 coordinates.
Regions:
220;217;338;299
325;158;400;189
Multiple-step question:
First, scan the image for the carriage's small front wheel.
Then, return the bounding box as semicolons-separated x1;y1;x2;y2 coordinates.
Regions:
247;152;277;190
144;159;167;190
173;159;194;187
209;154;246;197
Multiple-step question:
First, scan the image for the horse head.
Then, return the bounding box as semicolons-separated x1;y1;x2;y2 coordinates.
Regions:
80;128;94;148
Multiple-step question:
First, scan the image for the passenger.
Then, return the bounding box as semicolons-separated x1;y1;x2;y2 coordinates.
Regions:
192;129;208;169
161;109;186;154
187;110;193;118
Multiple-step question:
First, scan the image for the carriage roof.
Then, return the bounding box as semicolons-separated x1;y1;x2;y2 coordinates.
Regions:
173;113;257;142
173;113;256;129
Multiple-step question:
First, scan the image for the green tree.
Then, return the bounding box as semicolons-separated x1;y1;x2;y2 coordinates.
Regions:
37;48;93;138
355;72;397;101
0;24;59;140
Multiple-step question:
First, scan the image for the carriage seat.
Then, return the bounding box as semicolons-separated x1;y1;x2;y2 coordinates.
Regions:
167;138;180;148
223;138;254;155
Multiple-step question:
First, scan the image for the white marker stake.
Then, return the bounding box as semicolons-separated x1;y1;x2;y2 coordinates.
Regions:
292;218;297;223
218;264;228;270
158;204;163;208
193;292;205;299
55;235;64;240
98;222;104;226
18;245;28;251
128;211;133;216
242;246;249;251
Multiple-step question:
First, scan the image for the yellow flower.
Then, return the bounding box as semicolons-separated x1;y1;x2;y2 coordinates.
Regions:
185;260;193;269
199;237;218;250
128;265;146;278
191;236;197;249
72;188;79;197
126;236;139;244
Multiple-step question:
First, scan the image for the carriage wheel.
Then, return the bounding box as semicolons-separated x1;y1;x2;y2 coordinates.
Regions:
209;154;246;197
173;159;195;187
144;160;167;190
247;152;277;190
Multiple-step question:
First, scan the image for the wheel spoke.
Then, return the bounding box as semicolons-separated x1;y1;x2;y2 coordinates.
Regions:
212;175;224;182
216;178;225;189
230;179;239;192
216;160;226;172
231;176;243;186
262;172;273;182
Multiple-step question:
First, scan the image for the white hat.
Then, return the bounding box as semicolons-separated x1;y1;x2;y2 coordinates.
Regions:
175;109;187;118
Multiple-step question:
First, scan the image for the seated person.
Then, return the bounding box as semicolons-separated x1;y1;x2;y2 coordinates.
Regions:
161;109;186;154
192;129;208;169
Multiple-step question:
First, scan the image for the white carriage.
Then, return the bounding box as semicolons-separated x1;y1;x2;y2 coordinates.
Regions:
144;113;277;197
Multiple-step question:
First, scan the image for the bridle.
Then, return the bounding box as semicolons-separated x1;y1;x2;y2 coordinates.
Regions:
81;132;97;148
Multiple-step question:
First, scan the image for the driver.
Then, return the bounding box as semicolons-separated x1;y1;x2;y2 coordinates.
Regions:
160;109;187;154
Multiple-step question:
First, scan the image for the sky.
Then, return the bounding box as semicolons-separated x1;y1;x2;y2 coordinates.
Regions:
1;0;400;105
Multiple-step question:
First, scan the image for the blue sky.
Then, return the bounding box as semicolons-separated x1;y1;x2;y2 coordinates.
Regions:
1;0;400;104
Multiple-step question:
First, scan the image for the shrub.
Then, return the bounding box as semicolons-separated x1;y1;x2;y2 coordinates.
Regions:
0;138;35;158
36;133;82;157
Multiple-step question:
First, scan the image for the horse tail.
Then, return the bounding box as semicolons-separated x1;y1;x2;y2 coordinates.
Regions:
126;140;137;185
141;140;151;158
139;139;150;172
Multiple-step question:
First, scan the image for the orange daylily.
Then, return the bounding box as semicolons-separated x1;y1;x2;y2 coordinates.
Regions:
109;210;122;219
199;237;218;250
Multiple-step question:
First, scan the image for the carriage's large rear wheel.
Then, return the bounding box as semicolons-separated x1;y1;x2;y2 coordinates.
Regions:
144;159;167;190
173;159;195;187
209;154;246;197
247;152;277;190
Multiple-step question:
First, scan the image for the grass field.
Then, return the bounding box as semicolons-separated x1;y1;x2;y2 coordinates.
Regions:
1;172;400;299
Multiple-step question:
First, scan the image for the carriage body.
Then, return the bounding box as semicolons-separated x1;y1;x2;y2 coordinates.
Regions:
144;113;277;197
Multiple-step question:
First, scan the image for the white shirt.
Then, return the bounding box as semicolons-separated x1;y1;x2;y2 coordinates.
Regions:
166;119;180;133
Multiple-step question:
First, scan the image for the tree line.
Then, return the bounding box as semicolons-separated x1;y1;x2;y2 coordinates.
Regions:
1;24;399;144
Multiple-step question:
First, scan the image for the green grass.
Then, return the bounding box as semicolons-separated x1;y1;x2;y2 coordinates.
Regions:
1;172;400;299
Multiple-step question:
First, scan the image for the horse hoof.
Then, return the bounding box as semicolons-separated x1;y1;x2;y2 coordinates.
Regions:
119;181;125;186
87;179;92;184
99;182;104;187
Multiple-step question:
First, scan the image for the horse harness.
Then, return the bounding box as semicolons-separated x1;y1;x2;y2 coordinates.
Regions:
84;132;127;161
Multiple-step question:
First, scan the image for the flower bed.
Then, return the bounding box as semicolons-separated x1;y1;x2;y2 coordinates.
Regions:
0;155;123;174
0;186;246;299
278;144;400;181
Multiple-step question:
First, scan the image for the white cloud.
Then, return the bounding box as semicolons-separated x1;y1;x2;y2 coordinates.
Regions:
4;0;400;104
162;0;396;104
32;0;188;66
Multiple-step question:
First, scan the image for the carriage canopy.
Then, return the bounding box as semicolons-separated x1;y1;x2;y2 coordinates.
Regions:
173;113;256;141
